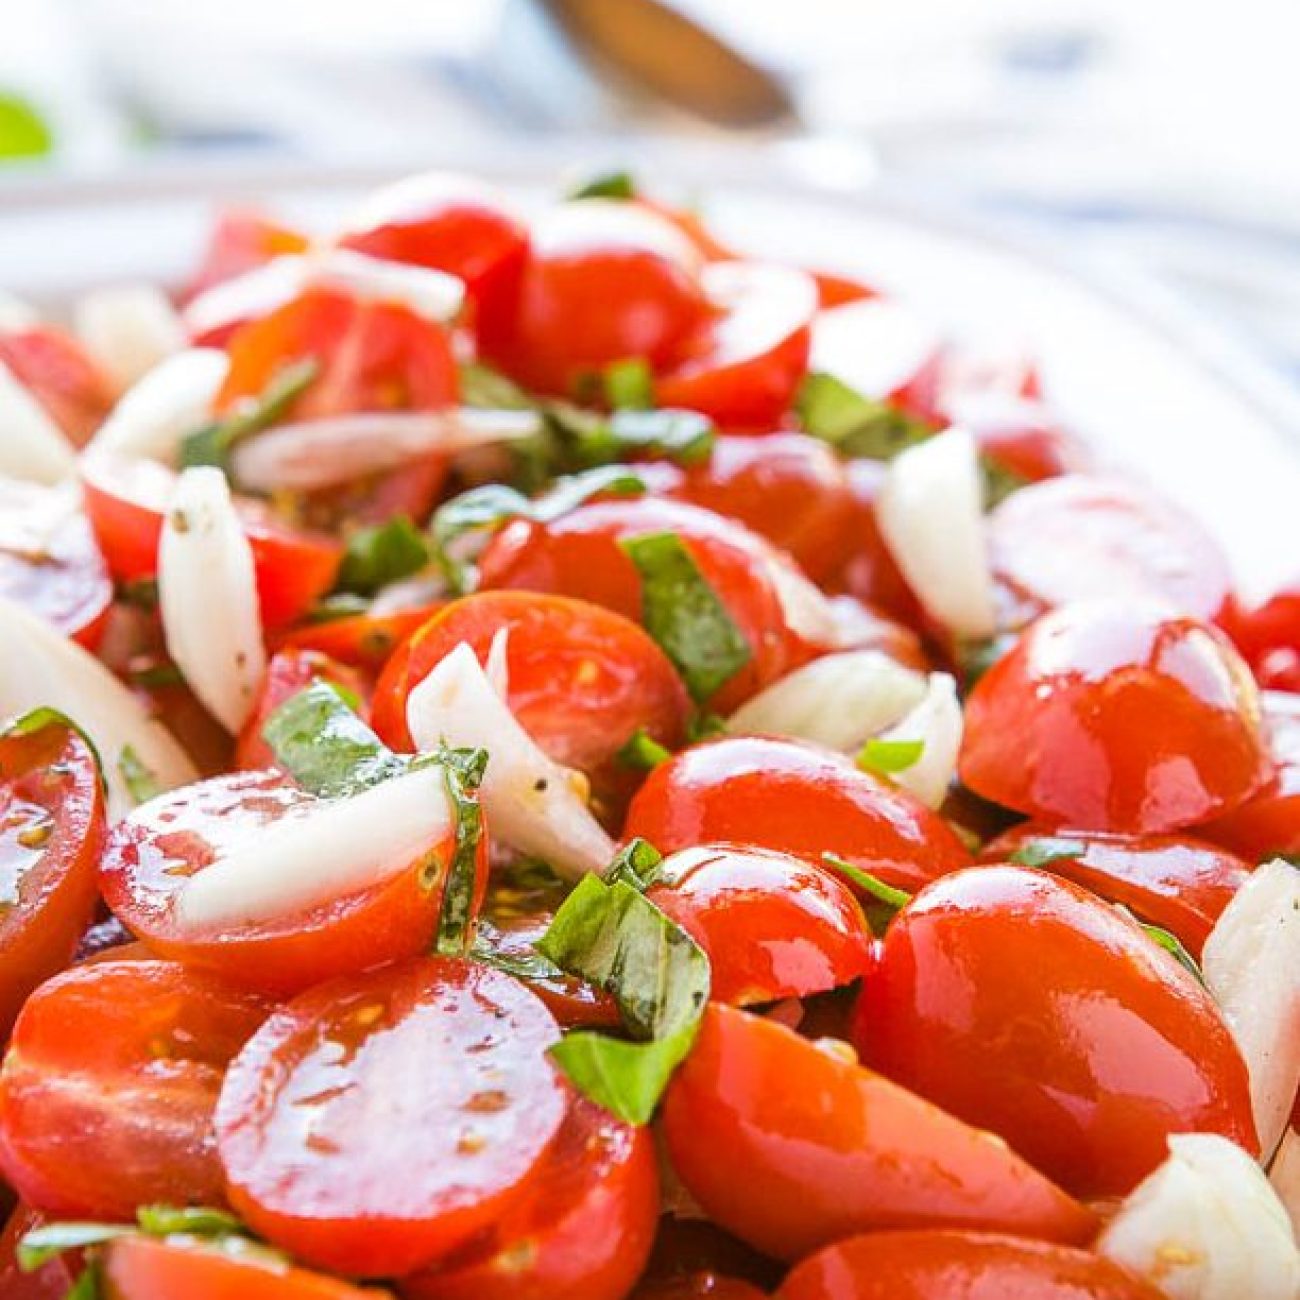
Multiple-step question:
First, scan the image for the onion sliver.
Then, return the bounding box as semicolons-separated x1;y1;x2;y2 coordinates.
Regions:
874;671;963;809
0;360;76;484
74;284;186;392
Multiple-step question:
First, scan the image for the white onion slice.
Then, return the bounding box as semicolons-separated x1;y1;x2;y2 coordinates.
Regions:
311;248;464;324
1097;1133;1300;1299
230;408;542;493
1203;859;1300;1157
695;262;818;368
484;626;511;698
1271;1129;1300;1240
810;298;943;400
74;284;186;392
85;348;229;464
182;256;307;342
765;554;840;647
876;426;996;638
342;170;519;236
873;672;963;808
0;596;197;819
158;467;267;733
0;360;76;484
533;199;701;275
406;643;614;880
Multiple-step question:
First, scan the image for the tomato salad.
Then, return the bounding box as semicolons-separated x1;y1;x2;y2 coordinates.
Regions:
0;167;1297;1300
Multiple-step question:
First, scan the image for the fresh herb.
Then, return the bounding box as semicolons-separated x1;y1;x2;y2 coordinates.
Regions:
621;532;751;703
17;1224;132;1272
550;1031;692;1128
603;358;655;411
1008;837;1087;870
470;920;566;981
604;837;664;891
982;456;1031;508
856;737;925;776
458;362;534;410
617;727;673;771
134;1205;243;1238
117;746;162;805
0;94;54;160
66;1263;102;1300
686;712;729;743
568;170;637;200
335;516;431;596
822;852;913;935
1141;920;1206;986
547;405;714;471
432;745;488;956
795;372;933;460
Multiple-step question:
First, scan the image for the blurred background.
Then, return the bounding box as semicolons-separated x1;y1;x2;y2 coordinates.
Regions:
4;0;1299;386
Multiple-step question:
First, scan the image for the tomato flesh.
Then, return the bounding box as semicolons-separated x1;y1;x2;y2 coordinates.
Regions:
278;605;444;672
0;326;114;443
185;208;310;301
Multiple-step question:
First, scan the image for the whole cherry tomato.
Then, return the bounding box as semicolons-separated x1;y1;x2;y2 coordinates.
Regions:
855;865;1258;1198
960;601;1272;833
185;208;310;302
278;604;443;672
0;326;114;443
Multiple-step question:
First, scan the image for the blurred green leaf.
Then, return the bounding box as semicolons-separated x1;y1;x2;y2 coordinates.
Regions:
0;94;53;161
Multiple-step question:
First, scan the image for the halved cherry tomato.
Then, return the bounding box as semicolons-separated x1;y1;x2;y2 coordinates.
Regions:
662;1004;1094;1261
81;453;342;629
960;601;1272;833
775;1232;1163;1300
625;737;970;894
0;477;113;649
0;1205;78;1300
99;768;471;993
0;959;270;1218
978;824;1250;955
216;957;568;1277
402;1093;658;1300
1232;581;1300;692
185;208;310;301
855;865;1258;1198
0;326;114;443
278;604;444;671
0;712;105;1035
646;845;871;1005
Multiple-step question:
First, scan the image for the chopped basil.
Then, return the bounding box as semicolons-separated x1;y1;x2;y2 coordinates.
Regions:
686;712;729;743
0;93;54;161
431;745;488;956
982;455;1031;508
1140;920;1206;986
335;516;431;596
857;737;925;776
604;837;664;891
67;1263;102;1300
549;405;714;471
470;920;566;981
1008;836;1087;870
568;170;637;200
604;358;655;411
621;532;751;703
134;1205;242;1239
550;1030;694;1127
822;852;913;935
796;371;933;460
17;1223;131;1272
117;746;162;805
617;727;673;771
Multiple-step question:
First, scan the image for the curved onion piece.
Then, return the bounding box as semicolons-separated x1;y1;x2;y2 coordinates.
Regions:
765;553;840;647
85;348;229;464
698;261;818;367
1203;859;1300;1156
1271;1129;1300;1239
74;284;186;392
406;642;615;880
311;248;464;323
535;199;702;275
810;298;943;402
876;426;996;638
182;255;308;342
0;360;76;484
343;169;521;235
158;467;267;733
230;408;542;493
484;626;511;698
727;650;926;753
1097;1133;1300;1300
0;596;197;819
174;763;455;931
875;671;963;809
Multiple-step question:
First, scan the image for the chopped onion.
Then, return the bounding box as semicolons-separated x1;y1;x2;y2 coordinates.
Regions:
1271;1129;1300;1240
875;672;963;809
810;298;944;401
0;596;197;819
311;248;464;324
174;762;455;931
230;408;542;493
0;360;76;484
484;626;511;698
1097;1133;1300;1300
181;255;307;342
876;426;996;638
1202;858;1300;1157
74;284;186;392
406;643;615;880
158;467;267;733
534;199;702;275
696;262;818;368
765;554;840;647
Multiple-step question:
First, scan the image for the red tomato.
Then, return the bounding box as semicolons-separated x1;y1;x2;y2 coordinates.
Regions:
960;601;1272;833
988;476;1235;629
278;605;443;671
639;198;735;263
0;326;114;443
0;960;270;1218
775;1232;1163;1300
186;208;310;301
625;736;970;894
216;957;568;1277
637;1218;780;1295
0;713;105;1035
948;393;1088;488
0;478;113;649
401;1094;658;1300
81;453;342;629
855;865;1258;1199
99;768;472;994
634;1279;767;1300
0;1206;78;1300
1232;583;1300;692
808;270;876;310
978;824;1250;955
832;458;924;626
657;263;816;429
662;1004;1094;1261
646;845;872;1004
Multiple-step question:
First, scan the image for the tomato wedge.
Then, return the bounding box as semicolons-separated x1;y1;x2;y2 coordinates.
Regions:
278;605;444;672
216;957;567;1277
0;325;114;443
0;959;271;1218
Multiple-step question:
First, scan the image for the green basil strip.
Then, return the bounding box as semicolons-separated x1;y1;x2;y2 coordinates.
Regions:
616;727;673;772
568;170;637;200
471;919;567;982
117;745;162;805
335;516;431;596
603;837;664;891
430;745;488;956
856;737;925;776
822;852;913;935
621;532;751;703
458;361;534;410
66;1262;102;1300
550;1025;698;1127
603;358;655;411
1141;921;1206;986
795;371;934;460
1007;837;1088;870
17;1224;132;1272
133;1205;243;1239
982;455;1031;509
549;406;714;470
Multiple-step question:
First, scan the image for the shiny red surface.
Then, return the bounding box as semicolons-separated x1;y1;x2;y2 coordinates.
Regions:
0;326;113;445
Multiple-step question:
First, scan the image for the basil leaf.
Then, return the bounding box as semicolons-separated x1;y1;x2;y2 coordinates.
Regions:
982;455;1031;509
17;1224;131;1272
621;532;751;703
1008;837;1087;870
796;372;933;460
117;746;162;805
548;405;714;470
604;358;655;411
1141;920;1206;987
568;170;637;200
550;1025;698;1126
470;919;567;981
857;737;925;776
67;1262;102;1300
458;362;534;410
604;837;664;891
822;852;913;935
335;516;431;596
430;745;488;956
134;1205;243;1238
617;727;673;771
686;712;729;743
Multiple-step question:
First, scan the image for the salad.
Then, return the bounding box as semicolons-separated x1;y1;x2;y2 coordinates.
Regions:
0;166;1297;1300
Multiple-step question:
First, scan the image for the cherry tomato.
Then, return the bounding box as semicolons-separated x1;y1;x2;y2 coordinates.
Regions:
662;1004;1094;1261
775;1232;1163;1300
625;737;970;894
634;1279;767;1300
646;845;871;1005
831;459;924;626
216;957;568;1277
401;1094;658;1300
960;601;1272;833
952;394;1087;489
855;865;1258;1199
0;959;270;1218
978;824;1250;955
0;1206;78;1300
0;478;113;649
0;712;105;1035
1232;582;1300;692
0;326;114;443
185;208;310;301
278;604;443;672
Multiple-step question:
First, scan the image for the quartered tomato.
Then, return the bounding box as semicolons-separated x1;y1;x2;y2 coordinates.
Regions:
278;604;443;672
0;711;105;1035
646;845;872;1005
662;1004;1094;1261
960;601;1272;833
185;208;310;301
0;1205;78;1300
0;326;114;443
402;1094;658;1300
216;958;568;1277
0;959;270;1219
625;736;970;894
855;865;1258;1199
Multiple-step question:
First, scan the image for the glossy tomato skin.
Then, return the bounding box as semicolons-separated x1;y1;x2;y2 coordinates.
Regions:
0;959;271;1219
1232;584;1300;692
775;1232;1163;1300
0;326;114;443
0;1205;78;1300
855;865;1258;1199
216;957;568;1277
647;845;872;1004
185;208;310;301
625;737;970;894
960;601;1272;834
662;1004;1094;1262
